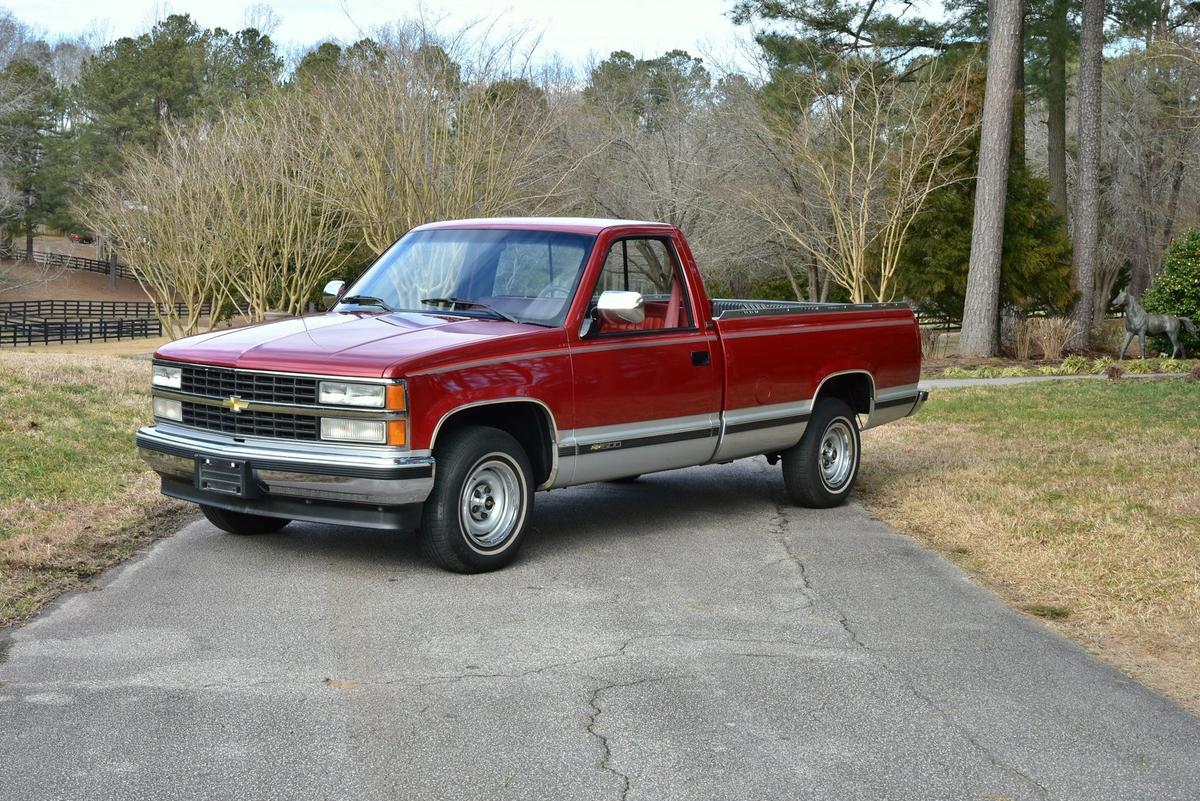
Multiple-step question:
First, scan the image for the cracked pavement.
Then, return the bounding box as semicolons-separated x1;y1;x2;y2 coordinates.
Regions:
2;459;1198;800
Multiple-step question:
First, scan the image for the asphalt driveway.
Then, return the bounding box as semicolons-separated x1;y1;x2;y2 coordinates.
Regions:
2;459;1198;801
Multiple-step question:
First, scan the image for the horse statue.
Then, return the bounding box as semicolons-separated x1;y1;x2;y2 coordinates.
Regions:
1112;289;1197;359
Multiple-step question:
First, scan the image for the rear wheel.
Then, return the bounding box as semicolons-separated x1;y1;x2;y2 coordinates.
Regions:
420;426;534;573
200;504;290;535
782;398;861;508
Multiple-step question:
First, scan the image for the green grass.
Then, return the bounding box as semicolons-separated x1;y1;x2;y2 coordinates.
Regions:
0;352;183;627
1023;603;1073;620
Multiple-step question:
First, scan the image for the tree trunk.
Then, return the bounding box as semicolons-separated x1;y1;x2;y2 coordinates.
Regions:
1157;157;1185;278
1012;0;1026;164
961;0;1023;357
24;226;33;261
1046;0;1069;218
1071;0;1104;348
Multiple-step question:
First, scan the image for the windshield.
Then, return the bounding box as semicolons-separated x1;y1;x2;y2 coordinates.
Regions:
341;228;596;326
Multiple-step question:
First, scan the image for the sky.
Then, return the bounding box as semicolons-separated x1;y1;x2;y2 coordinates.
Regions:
6;0;757;71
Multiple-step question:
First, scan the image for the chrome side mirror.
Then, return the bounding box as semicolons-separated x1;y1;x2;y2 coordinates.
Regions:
596;290;645;325
322;279;346;310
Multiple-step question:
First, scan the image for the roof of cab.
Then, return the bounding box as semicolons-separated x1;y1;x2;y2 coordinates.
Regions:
412;217;676;235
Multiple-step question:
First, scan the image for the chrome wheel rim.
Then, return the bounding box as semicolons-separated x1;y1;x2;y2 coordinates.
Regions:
819;419;855;491
459;456;523;550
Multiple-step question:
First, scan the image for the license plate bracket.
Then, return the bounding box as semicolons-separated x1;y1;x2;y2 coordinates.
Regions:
196;457;255;497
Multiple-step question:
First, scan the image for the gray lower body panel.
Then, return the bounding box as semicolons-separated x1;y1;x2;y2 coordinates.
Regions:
865;384;924;429
714;400;812;461
554;413;719;486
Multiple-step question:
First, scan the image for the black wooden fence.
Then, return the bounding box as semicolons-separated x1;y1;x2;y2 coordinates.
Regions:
0;317;163;347
0;299;209;322
0;298;215;348
11;249;136;281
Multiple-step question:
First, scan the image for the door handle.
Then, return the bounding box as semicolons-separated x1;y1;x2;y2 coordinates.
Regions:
691;350;711;367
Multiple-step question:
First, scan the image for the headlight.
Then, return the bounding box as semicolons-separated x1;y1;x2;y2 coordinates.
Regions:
153;397;183;421
152;365;182;389
320;418;386;444
318;381;386;408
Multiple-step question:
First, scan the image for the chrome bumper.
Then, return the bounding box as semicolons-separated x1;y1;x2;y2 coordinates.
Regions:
136;423;435;509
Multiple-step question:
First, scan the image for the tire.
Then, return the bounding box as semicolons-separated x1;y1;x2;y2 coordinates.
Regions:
782;398;861;509
200;504;290;535
606;475;641;483
420;426;534;573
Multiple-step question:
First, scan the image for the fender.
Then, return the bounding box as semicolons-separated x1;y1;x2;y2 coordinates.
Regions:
812;369;877;419
430;397;562;490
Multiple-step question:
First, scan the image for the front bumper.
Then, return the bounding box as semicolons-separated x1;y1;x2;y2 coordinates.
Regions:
136;423;435;530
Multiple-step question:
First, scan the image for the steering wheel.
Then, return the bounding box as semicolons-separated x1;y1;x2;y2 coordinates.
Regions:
537;284;570;300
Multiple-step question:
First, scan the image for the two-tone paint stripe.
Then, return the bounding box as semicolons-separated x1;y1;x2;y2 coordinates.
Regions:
724;412;811;435
556;425;718;458
557;412;721;458
872;383;922;412
720;398;814;436
555;384;920;462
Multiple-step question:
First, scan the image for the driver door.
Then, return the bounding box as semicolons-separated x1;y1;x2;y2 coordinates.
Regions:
561;234;720;485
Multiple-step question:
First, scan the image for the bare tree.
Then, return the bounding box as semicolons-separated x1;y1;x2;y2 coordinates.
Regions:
749;59;978;304
1071;0;1104;348
80;18;579;332
562;58;778;295
309;23;574;256
242;3;282;37
212;95;358;318
1099;43;1200;308
961;0;1024;357
84;127;231;337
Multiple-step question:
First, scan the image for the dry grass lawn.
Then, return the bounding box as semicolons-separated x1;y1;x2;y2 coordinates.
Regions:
859;378;1200;713
0;351;186;626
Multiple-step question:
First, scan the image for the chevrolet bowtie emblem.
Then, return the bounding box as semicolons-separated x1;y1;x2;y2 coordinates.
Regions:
222;395;249;413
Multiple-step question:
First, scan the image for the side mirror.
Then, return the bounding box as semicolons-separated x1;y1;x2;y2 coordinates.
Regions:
596;290;645;326
322;279;346;310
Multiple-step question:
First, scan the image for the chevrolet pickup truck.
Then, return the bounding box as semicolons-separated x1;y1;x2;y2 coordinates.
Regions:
137;218;926;572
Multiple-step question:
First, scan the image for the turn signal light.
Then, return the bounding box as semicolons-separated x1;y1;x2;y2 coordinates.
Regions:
386;384;407;411
386;420;407;447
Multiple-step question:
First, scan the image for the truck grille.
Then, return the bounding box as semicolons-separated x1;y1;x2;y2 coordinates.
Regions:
181;401;319;441
180;365;318;406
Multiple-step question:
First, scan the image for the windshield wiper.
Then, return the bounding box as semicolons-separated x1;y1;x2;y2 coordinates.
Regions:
339;294;396;312
420;297;520;324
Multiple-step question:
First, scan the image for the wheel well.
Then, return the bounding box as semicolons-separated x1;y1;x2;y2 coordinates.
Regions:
433;402;555;486
814;372;873;417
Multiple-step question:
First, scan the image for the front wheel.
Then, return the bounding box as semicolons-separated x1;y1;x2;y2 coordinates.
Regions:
420;426;534;573
781;398;861;508
200;504;290;535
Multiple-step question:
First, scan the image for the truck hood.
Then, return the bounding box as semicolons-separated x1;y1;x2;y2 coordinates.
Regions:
154;311;547;377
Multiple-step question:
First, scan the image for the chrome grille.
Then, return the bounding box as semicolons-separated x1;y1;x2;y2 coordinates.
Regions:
179;365;318;405
181;401;319;441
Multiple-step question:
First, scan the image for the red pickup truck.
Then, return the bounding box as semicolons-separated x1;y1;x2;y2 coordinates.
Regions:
138;218;926;572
